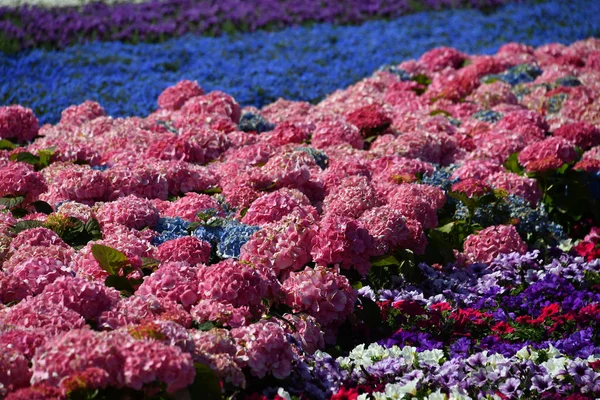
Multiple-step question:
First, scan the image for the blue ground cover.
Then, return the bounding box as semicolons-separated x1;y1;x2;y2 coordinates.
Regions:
1;0;599;125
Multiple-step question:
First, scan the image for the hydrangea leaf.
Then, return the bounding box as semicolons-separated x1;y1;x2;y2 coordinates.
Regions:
91;244;129;275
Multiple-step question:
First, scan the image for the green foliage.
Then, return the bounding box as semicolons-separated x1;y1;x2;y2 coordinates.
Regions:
188;364;223;400
91;244;141;296
9;148;55;170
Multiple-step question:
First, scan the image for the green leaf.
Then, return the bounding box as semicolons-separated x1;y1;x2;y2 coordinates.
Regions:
104;275;136;296
412;73;432;86
84;218;102;241
0;139;16;150
371;254;402;267
556;162;570;175
91;244;129;275
429;109;451;117
31;200;53;214
9;220;43;235
0;195;25;209
436;221;457;234
37;148;55;169
58;217;85;245
239;207;249;218
504;152;524;175
9;151;40;166
141;257;160;268
197;321;216;331
201;187;222;195
189;363;223;400
355;297;382;327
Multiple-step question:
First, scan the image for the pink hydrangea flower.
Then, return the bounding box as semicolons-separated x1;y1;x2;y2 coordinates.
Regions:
180;91;241;123
155;160;218;195
95;195;159;230
311;119;364;150
163;192;222;222
518;136;579;172
105;162;169;200
344;104;392;137
0;295;86;336
137;262;199;310
281;265;357;328
553;121;600;150
60;101;106;126
157;80;204;111
387;183;445;229
240;210;317;277
9;257;72;297
310;214;374;276
98;295;192;330
231;320;295;379
9;227;69;253
155;236;211;266
468;81;518;108
241;188;313;226
3;244;74;273
0;105;39;143
190;299;252;328
370;156;435;184
359;205;409;256
44;163;111;203
261;99;312;124
261;121;311;146
451;159;504;181
0;271;29;304
0;325;47;360
463;224;528;264
0;349;31;395
322;175;380;218
451;178;492;198
419;46;467;71
487;172;542;205
0;162;47;203
261;148;320;190
197;259;278;313
56;201;93;222
37;276;120;320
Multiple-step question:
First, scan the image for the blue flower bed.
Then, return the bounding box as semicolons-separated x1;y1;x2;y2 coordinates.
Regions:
1;0;599;124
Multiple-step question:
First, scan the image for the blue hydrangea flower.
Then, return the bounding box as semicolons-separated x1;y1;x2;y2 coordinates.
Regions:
555;76;581;87
153;217;191;245
216;220;260;259
378;65;412;81
485;63;543;86
472;110;503;123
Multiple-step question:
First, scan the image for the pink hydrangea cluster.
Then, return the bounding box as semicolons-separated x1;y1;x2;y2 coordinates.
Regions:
487;171;542;205
310;214;373;276
137;262;200;310
518;136;579;172
59;101;106;126
387;183;446;230
282;313;325;354
155;236;211;265
322;175;380;218
7;257;72;298
240;210;317;277
42;163;111;204
241;188;313;226
157;80;205;111
359;205;409;256
553;121;600;150
231;320;295;379
0;105;39;143
163;192;222;221
0;162;47;202
197;259;278;313
463;224;528;264
95;195;159;230
451;178;492;198
311;119;364;149
281;265;357;328
0;349;31;396
98;295;192;330
31;329;195;393
105;161;169;200
190;299;252;328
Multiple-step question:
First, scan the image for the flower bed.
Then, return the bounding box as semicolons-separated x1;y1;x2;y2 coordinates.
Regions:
2;0;600;125
1;36;600;399
0;0;517;53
